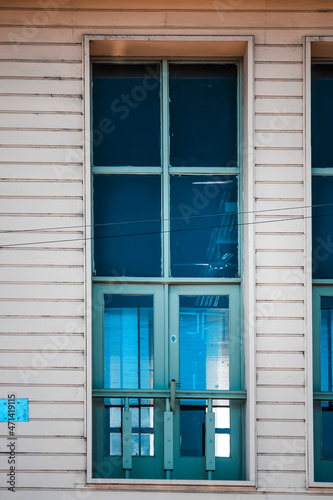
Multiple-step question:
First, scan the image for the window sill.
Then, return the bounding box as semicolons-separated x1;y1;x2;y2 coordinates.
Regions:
83;479;256;491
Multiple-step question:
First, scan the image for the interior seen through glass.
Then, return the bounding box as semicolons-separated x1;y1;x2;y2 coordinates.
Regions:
179;295;230;457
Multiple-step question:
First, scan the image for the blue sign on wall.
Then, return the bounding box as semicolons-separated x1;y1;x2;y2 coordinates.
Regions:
0;399;29;422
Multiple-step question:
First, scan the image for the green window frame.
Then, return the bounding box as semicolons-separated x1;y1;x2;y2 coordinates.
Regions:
91;59;245;481
312;62;333;482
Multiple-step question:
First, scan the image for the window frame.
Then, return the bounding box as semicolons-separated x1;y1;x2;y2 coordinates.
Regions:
306;36;333;487
84;34;255;486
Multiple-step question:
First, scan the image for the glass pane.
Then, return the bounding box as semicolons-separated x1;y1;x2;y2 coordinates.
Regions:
103;295;153;389
170;175;238;277
104;399;154;457
311;64;333;168
169;64;238;167
215;406;230;458
92;63;161;166
321;401;333;459
93;175;161;277
179;296;229;390
180;403;205;456
321;297;333;392
312;177;333;279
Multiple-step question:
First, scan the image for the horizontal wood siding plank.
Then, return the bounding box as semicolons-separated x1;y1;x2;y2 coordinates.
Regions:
255;63;303;79
1;130;83;146
0;334;83;350
257;335;304;351
0;369;84;385
256;284;304;302
256;319;304;335
255;166;303;182
257;403;305;420
257;387;305;403
0;437;85;454
0;283;84;299
0;317;84;333
0;386;84;401
0;352;84;368
0;43;82;60
0;454;85;471
0;61;82;78
0;112;83;129
0;249;84;266
255;132;302;148
0;165;83;180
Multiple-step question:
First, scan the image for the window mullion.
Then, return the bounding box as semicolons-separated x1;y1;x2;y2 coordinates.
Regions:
162;59;170;278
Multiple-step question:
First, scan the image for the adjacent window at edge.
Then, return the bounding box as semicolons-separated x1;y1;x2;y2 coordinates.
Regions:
312;62;333;482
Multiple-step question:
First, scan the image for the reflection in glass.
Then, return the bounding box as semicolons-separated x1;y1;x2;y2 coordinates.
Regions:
104;399;154;457
311;64;333;168
92;64;161;166
321;401;333;459
103;295;153;389
169;64;238;167
180;401;231;457
179;296;230;390
320;297;333;392
93;175;161;277
312;177;333;279
170;175;238;278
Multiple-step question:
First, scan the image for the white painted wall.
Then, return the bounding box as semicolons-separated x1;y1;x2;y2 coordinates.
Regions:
0;0;332;498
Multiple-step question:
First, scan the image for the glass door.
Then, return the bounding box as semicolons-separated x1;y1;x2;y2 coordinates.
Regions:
168;285;243;480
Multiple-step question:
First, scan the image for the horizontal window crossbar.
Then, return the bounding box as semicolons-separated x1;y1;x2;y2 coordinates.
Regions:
92;389;246;400
313;392;333;401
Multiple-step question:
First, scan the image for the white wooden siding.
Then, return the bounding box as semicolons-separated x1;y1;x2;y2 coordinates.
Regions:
0;0;333;498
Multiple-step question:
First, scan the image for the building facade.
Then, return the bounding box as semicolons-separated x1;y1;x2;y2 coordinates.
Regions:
0;0;333;498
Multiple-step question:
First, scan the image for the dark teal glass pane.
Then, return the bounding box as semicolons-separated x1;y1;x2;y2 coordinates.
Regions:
103;295;154;389
179;296;229;391
92;64;160;166
170;175;238;277
320;297;333;392
93;175;161;277
311;64;333;168
312;176;333;279
180;404;205;456
169;64;238;167
321;401;333;459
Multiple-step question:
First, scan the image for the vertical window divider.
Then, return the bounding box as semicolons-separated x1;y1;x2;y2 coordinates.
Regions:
162;59;170;278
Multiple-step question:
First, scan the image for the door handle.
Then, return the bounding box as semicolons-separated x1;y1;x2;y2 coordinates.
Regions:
170;379;176;414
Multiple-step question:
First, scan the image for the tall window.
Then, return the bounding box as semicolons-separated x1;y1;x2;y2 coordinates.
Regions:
91;60;245;480
312;63;333;482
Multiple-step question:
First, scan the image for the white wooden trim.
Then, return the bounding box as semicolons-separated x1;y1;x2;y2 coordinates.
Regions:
83;32;255;485
84;33;93;484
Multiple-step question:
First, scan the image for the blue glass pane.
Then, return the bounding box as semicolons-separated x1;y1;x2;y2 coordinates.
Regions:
169;64;238;167
179;296;229;391
321;401;333;459
320;297;333;392
93;175;161;277
92;64;161;166
170;175;238;277
311;65;333;168
312;176;333;279
103;295;153;389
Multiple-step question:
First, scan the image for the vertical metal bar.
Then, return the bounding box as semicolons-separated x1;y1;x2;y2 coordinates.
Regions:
205;399;215;475
164;398;173;473
122;398;132;472
170;379;176;414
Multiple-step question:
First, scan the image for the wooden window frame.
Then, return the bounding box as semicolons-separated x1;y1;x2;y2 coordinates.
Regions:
84;34;255;487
